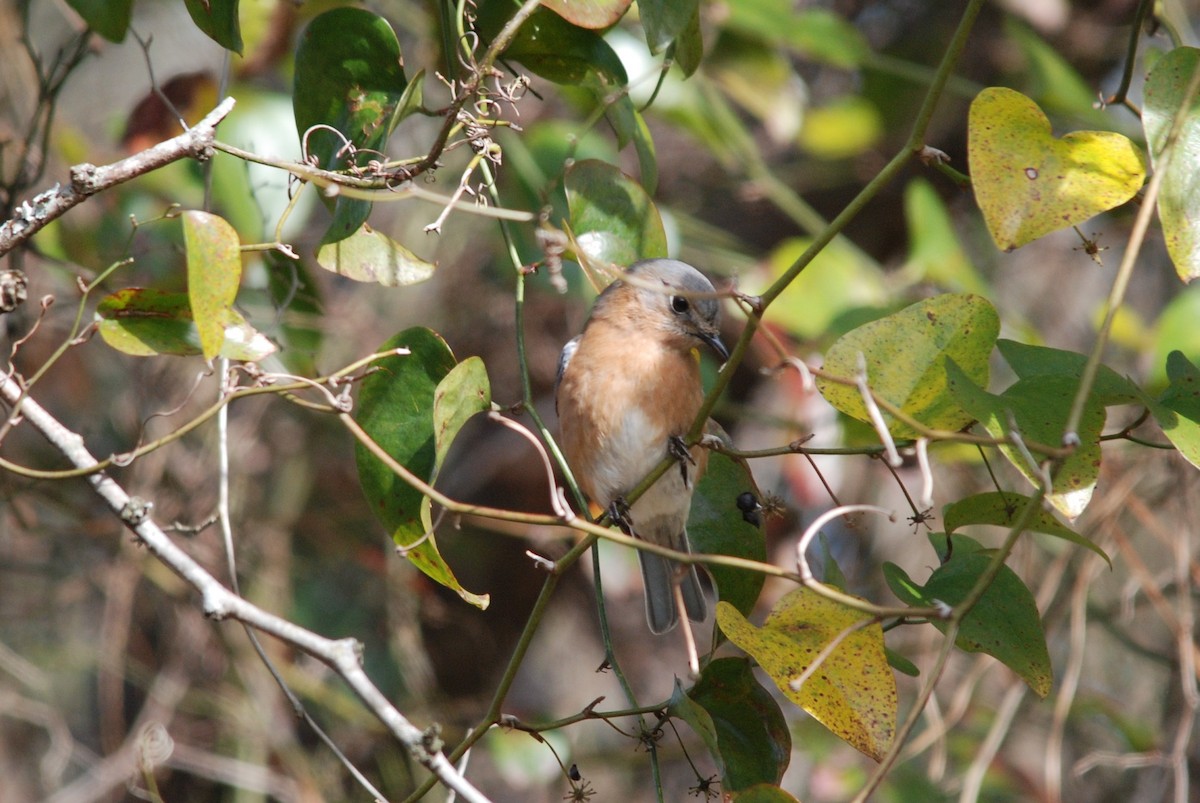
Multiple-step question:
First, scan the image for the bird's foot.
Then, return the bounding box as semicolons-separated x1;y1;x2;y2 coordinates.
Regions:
668;435;695;483
607;498;634;535
668;435;696;465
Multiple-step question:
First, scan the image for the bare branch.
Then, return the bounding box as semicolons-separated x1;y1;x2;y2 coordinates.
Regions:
0;372;493;803
0;98;236;256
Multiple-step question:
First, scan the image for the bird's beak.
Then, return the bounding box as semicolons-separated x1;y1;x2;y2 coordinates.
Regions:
698;331;730;363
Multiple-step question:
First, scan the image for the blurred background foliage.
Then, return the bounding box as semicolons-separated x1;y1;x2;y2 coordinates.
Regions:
2;0;1200;801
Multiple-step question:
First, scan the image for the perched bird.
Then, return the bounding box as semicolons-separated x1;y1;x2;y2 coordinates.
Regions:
555;259;729;634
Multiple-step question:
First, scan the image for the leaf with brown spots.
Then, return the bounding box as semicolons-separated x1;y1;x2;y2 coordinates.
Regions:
1144;46;1200;282
969;87;1145;251
716;589;896;761
816;294;999;439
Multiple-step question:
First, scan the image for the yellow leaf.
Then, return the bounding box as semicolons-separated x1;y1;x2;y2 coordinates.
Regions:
968;87;1145;251
716;590;896;760
183;210;242;361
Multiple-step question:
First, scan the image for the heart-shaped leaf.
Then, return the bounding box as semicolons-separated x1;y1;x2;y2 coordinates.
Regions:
885;533;1053;697
716;589;896;760
1144;46;1200;282
969;87;1146;251
816;294;999;439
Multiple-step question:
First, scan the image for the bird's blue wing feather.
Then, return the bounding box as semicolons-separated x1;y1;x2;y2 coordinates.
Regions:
555;335;581;393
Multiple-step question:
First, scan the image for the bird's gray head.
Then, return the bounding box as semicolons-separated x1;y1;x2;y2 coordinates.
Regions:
615;258;728;361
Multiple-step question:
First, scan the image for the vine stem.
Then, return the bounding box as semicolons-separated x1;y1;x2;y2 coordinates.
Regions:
691;0;986;435
1063;52;1200;441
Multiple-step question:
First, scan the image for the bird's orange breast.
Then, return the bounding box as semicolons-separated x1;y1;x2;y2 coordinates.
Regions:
556;322;706;506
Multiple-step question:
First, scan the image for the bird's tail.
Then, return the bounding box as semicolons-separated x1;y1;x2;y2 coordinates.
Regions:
639;549;708;635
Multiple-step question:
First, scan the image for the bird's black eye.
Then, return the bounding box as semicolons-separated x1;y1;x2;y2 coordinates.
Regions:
670;295;690;314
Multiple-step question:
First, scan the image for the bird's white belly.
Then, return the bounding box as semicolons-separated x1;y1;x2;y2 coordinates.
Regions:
590;407;692;523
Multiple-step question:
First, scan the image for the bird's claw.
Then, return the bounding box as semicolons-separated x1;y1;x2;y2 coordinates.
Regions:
668;435;695;484
608;498;634;535
668;435;695;465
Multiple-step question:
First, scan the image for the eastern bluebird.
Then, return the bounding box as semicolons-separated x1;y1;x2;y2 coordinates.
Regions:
555;259;729;634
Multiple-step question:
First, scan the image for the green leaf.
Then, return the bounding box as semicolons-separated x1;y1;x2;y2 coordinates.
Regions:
96;288;275;361
716;590;897;761
968;87;1146;251
183;0;243;54
729;786;802;802
597;89;658;194
640;0;700;54
883;533;1053;697
478;2;627;85
671;6;704;78
540;0;632;29
763;236;888;341
945;359;1105;521
432;357;492;480
688;453;767;618
1149;351;1200;470
724;3;868;68
354;328;488;609
1143;46;1200;282
816;294;1000;439
65;0;133;42
293;7;408;245
673;658;790;791
564;159;667;278
996;339;1140;406
316;224;436;286
943;491;1111;567
183;210;242;361
902;178;988;295
1151;283;1200;389
388;69;427;134
885;647;920;677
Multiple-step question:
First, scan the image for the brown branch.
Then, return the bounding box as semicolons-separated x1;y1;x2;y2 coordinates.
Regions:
0;97;236;257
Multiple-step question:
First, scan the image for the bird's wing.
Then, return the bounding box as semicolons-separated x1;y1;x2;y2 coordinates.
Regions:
555;335;581;395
